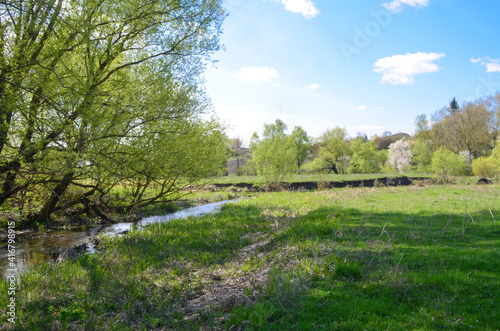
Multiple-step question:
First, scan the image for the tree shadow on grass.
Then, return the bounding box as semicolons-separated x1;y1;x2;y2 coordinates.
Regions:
243;204;500;330
8;201;500;330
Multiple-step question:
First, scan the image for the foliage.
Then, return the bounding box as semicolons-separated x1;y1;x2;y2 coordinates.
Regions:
348;139;385;174
472;141;500;178
388;140;413;172
318;127;351;174
488;92;500;145
372;132;411;150
235;164;257;176
412;138;433;172
250;120;296;185
0;0;227;222
301;157;328;173
431;148;470;182
429;99;493;157
290;126;313;172
414;114;430;140
472;157;499;178
449;97;460;113
230;137;244;172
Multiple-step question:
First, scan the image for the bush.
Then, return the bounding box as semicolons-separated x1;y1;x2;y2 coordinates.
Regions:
431;148;470;183
347;139;384;174
301;157;328;173
472;157;500;178
412;138;433;171
388;140;413;172
236;164;257;176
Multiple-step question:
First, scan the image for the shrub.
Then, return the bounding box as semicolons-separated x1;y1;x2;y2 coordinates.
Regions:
250;120;297;185
388;140;413;172
431;148;470;183
301;157;328;173
412;138;433;171
236;164;257;176
472;157;500;178
348;139;384;174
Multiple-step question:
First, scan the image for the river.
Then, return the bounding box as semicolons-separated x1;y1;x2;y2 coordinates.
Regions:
0;200;237;278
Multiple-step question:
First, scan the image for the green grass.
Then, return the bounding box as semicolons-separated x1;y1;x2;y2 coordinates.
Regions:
211;172;432;184
1;184;499;329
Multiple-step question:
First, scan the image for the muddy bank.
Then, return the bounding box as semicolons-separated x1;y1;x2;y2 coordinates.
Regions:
213;176;431;191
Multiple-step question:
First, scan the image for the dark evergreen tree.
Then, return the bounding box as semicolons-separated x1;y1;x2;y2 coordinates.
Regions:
449;97;460;114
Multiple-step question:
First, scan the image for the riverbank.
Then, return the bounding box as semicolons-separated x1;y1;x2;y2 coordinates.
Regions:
0;199;243;279
2;184;499;329
0;190;246;233
0;175;426;233
212;175;433;191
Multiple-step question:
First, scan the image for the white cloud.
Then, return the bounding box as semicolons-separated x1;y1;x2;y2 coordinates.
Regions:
357;105;368;110
273;0;320;18
383;0;430;12
472;57;500;73
237;66;278;83
374;52;445;85
486;61;500;73
376;106;386;110
306;83;321;90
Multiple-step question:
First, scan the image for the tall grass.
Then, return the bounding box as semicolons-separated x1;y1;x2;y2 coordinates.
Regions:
1;184;499;329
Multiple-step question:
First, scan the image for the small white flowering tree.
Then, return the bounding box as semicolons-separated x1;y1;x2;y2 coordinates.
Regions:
388;140;413;172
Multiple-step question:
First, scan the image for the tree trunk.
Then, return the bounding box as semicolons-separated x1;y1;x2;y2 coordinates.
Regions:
0;160;21;206
329;164;339;174
37;172;74;222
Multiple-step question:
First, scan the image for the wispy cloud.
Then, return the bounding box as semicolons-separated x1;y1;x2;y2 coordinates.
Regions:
306;83;321;90
383;0;430;13
374;52;445;85
237;66;278;83
273;0;320;18
471;57;500;73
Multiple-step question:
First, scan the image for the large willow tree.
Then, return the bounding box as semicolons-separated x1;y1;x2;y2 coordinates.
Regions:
0;0;227;222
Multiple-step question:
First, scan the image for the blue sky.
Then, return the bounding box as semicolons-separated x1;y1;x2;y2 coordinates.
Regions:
204;0;500;145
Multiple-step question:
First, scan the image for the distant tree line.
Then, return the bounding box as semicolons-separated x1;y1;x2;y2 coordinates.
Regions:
237;120;390;187
413;94;500;180
229;93;500;185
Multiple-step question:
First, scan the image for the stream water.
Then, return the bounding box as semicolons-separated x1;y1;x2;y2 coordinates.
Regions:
0;200;236;278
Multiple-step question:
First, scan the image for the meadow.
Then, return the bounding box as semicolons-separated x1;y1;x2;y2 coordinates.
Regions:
1;183;499;330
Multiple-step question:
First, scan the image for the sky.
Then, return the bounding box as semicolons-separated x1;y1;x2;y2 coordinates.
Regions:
204;0;500;146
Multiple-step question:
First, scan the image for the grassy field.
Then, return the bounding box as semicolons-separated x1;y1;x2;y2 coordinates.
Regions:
210;172;432;185
1;184;499;329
